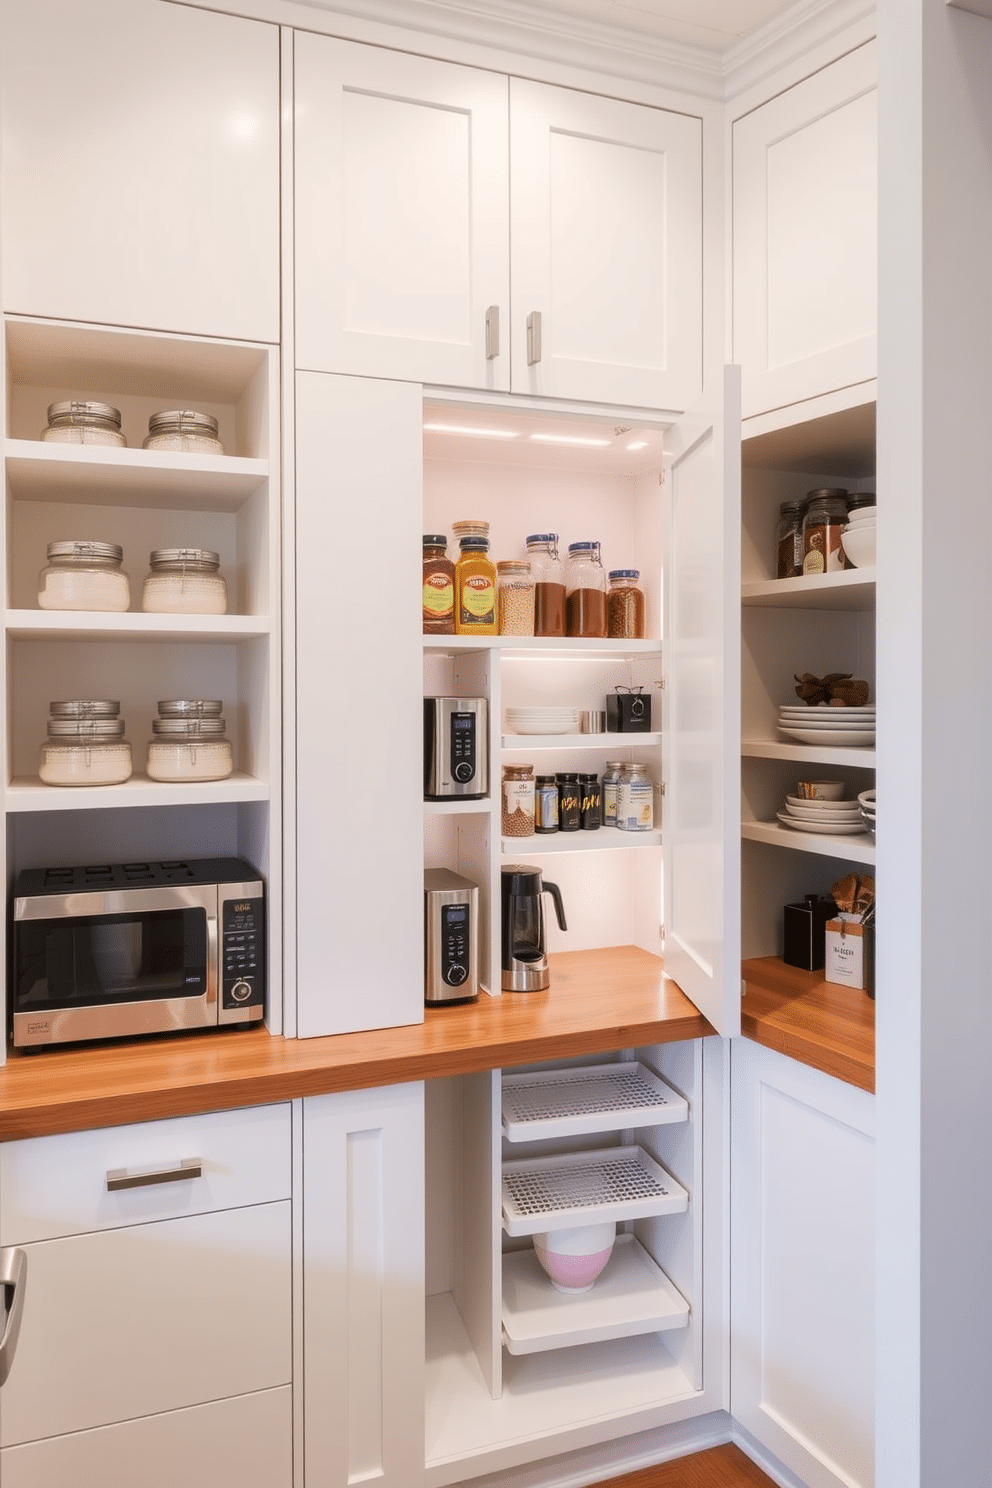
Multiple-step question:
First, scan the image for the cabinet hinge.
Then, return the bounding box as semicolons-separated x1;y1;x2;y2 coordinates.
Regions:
657;676;666;689
741;978;747;999
659;781;666;796
659;467;667;486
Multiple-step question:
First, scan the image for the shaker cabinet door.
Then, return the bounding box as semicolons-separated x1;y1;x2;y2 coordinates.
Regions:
732;40;877;419
509;79;702;410
0;0;280;342
294;33;510;389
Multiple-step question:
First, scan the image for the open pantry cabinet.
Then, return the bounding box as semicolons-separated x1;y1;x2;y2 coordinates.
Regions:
739;391;876;994
1;316;282;1050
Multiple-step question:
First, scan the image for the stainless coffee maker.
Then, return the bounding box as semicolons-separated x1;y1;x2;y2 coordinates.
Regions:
500;864;567;991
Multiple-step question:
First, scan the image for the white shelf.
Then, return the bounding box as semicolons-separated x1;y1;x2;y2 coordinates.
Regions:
502;732;660;750
5;771;269;813
424;635;661;659
5;439;268;509
501;829;661;853
502;1146;688;1237
502;1062;687;1142
742;568;875;610
742;819;876;864
6;610;270;642
501;1234;689;1355
425;797;491;815
743;738;876;768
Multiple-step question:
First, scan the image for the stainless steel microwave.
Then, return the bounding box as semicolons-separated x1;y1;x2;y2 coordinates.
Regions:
10;857;264;1050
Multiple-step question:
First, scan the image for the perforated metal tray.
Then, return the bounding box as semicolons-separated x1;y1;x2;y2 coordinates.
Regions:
501;1145;689;1236
501;1062;688;1142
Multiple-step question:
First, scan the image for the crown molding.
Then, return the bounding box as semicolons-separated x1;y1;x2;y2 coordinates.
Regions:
723;0;876;100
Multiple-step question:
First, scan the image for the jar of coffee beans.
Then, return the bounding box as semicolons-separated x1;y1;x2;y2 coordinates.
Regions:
502;763;535;837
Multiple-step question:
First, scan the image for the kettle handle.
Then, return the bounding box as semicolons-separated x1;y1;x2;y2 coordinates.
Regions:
542;881;567;932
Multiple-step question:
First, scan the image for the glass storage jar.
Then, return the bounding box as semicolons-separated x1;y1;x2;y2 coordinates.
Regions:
502;763;535;837
565;542;607;638
525;533;566;638
40;400;125;447
141;549;227;614
38;541;130;612
497;561;535;636
40;714;132;787
455;537;497;635
146;713;233;782
423;534;456;635
607;569;645;639
601;760;625;827
143;409;224;455
802;489;849;575
776;499;807;579
535;774;559;833
617;763;654;831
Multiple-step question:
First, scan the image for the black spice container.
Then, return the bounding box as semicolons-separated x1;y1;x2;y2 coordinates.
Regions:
783;894;837;971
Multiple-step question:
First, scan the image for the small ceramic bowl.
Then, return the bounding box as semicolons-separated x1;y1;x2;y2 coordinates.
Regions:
796;779;845;801
841;525;876;568
532;1222;617;1293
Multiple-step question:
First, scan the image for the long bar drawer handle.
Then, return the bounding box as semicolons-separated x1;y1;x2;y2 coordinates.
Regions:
527;310;542;365
0;1247;27;1387
106;1158;203;1192
485;304;500;359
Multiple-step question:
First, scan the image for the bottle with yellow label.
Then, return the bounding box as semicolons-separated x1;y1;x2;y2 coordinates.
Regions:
455;537;498;635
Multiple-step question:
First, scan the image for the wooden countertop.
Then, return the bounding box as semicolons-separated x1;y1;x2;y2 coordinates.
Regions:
0;946;714;1141
741;956;875;1093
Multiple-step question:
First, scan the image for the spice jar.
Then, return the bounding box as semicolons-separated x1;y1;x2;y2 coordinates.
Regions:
565;541;607;638
39;700;131;786
535;774;559;833
423;535;456;635
146;711;234;782
579;772;602;830
617;763;654;831
601;760;624;827
455;537;497;635
38;541;130;612
144;410;224;455
802;489;849;575
607;570;645;639
40;401;126;447
141;549;227;614
776;499;806;579
557;771;581;832
451;518;490;543
502;763;535;837
525;534;566;638
497;561;535;636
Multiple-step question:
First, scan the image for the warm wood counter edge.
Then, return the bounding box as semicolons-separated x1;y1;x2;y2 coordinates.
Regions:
741;955;875;1094
0;947;714;1141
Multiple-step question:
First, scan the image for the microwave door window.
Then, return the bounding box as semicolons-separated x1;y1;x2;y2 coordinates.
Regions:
16;909;208;1009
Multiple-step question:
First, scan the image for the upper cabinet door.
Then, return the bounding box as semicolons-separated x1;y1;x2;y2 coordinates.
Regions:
662;366;741;1037
294;35;510;389
0;0;280;343
509;80;702;410
733;41;877;420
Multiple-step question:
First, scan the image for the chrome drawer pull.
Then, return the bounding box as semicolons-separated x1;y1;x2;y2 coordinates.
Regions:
0;1247;27;1386
527;310;542;365
485;304;500;359
106;1158;202;1192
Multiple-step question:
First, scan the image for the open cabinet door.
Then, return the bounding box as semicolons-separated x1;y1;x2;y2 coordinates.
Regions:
662;366;741;1036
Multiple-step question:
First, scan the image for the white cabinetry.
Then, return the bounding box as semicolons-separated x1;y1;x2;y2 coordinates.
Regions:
0;1104;293;1484
0;0;280;345
731;1038;874;1488
732;41;877;421
294;34;702;409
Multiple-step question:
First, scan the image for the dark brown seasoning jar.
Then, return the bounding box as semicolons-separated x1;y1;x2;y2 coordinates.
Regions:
422;534;455;634
607;570;645;639
802;490;849;576
565;542;607;639
526;533;566;637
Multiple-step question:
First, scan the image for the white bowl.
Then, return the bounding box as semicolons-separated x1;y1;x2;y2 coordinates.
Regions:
844;508;877;525
841;526;877;567
532;1222;617;1294
795;780;846;801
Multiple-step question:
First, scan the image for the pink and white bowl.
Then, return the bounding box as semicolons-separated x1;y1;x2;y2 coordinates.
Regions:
532;1222;617;1293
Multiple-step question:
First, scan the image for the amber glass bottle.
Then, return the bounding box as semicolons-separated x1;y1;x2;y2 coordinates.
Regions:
455;538;498;635
422;534;455;634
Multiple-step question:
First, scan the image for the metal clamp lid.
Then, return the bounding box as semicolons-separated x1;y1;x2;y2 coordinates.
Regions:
46;540;124;564
47;717;126;739
147;409;220;436
157;698;222;717
148;548;221;571
152;717;227;737
46;400;122;427
49;698;121;717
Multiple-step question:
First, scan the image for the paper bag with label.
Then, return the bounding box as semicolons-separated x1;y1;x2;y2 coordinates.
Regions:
825;913;874;992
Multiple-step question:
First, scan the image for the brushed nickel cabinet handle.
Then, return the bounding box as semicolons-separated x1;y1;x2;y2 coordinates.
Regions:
485;305;500;360
106;1158;203;1192
0;1247;27;1386
527;310;542;366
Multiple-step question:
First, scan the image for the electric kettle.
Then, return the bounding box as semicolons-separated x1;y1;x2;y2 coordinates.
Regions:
500;864;567;991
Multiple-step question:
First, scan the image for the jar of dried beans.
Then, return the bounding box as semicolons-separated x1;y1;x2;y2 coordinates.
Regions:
497;561;535;636
607;569;645;639
502;764;535;837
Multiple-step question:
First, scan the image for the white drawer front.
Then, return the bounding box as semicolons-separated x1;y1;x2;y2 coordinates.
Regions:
0;1385;292;1488
0;1202;292;1447
0;1103;291;1244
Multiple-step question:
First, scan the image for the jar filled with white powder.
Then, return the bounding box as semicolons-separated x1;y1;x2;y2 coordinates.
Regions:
143;410;224;455
39;702;132;787
146;705;233;782
38;541;130;611
141;548;227;614
41;401;126;447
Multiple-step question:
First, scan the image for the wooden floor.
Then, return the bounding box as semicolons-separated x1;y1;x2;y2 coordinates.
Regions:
593;1444;776;1487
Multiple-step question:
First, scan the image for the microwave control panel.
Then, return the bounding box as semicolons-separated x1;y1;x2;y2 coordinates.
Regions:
219;888;265;1021
441;901;471;986
450;711;477;784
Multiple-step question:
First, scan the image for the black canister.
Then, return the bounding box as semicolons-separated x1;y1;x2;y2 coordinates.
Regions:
579;773;601;830
783;894;837;971
557;772;581;832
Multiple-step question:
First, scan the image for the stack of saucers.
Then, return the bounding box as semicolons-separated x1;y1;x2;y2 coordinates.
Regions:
505;706;580;736
841;506;876;568
777;703;875;748
858;789;876;838
776;794;868;836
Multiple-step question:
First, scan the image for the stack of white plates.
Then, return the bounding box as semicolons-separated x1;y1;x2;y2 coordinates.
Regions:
777;795;868;836
505;707;580;736
777;703;875;748
858;788;876;838
841;506;877;568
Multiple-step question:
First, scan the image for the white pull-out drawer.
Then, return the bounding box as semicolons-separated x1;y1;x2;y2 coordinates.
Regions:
0;1202;292;1447
0;1103;291;1244
0;1385;292;1487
